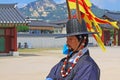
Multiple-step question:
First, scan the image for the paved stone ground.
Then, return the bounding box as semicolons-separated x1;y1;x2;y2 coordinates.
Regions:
0;47;120;80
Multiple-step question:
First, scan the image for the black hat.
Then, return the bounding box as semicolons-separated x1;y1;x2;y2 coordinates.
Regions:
56;19;98;38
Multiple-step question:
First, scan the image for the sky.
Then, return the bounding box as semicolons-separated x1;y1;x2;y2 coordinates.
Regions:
0;0;120;11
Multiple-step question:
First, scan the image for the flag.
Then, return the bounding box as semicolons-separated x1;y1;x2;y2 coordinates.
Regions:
68;0;92;13
67;0;119;51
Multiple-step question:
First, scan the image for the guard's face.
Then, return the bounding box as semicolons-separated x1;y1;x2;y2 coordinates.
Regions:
66;36;80;51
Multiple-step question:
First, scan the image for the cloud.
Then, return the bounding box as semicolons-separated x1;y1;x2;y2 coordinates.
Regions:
90;0;104;8
17;3;27;8
60;0;65;3
55;0;65;3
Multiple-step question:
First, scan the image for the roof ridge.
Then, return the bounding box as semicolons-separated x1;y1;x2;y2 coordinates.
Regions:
0;3;17;8
107;11;120;15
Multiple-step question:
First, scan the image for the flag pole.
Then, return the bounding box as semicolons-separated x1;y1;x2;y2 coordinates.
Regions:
66;0;72;20
76;0;82;24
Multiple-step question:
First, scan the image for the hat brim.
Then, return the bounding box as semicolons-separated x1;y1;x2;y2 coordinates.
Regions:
55;32;98;38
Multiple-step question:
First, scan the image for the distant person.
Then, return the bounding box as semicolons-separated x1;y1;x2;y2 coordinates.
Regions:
108;39;112;46
18;42;21;48
24;42;28;48
105;40;109;46
46;19;100;80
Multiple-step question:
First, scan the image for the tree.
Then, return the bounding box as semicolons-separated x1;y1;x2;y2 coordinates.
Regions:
16;25;29;32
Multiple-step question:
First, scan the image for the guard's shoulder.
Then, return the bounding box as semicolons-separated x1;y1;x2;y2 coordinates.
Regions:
60;57;66;62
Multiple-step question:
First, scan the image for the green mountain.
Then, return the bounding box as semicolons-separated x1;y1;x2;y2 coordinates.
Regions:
19;0;106;21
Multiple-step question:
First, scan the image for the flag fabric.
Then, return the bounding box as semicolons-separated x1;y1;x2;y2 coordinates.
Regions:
67;0;119;51
68;0;92;13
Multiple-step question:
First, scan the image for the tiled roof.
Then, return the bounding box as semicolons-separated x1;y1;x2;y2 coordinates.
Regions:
104;11;120;22
0;3;27;23
49;19;68;24
28;20;63;28
100;24;113;29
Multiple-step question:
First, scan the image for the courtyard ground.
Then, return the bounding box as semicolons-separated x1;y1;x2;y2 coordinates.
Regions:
0;47;120;80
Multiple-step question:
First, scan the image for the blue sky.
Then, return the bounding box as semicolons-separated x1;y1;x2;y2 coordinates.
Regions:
0;0;120;11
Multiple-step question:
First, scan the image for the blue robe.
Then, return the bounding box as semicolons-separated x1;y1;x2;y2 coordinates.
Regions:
46;50;100;80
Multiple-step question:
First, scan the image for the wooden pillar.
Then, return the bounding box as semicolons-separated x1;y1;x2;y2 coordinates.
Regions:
101;29;105;44
10;27;17;51
103;29;110;46
113;28;117;46
118;29;120;46
13;27;17;51
5;28;10;53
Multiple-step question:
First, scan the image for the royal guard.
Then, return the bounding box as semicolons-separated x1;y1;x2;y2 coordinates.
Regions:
46;0;119;80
